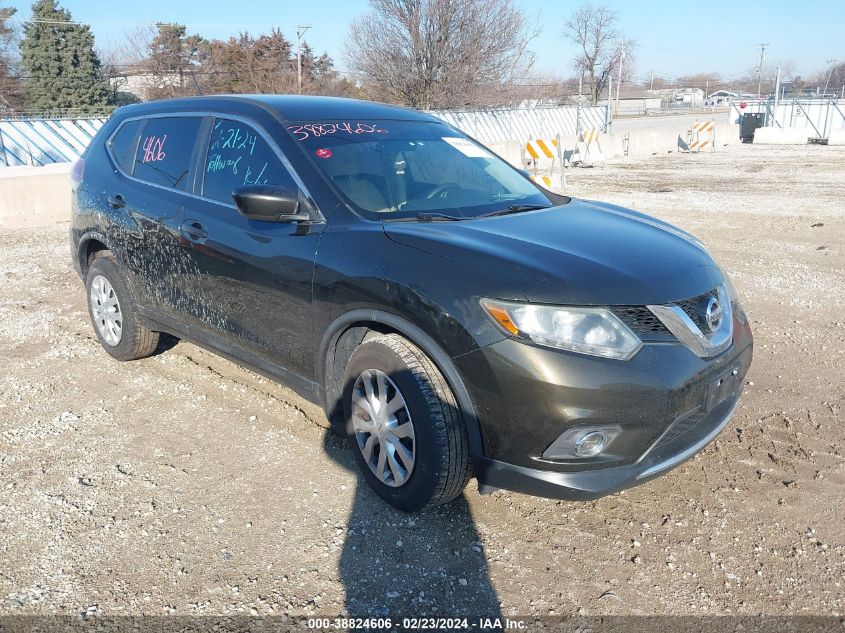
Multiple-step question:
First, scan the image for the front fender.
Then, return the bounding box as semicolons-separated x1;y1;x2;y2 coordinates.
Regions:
316;308;487;459
312;224;516;460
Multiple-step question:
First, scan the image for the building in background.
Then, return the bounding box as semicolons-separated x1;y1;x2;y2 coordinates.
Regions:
673;88;705;107
598;90;662;115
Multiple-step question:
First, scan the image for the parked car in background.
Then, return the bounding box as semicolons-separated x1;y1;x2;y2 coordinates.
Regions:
71;96;753;511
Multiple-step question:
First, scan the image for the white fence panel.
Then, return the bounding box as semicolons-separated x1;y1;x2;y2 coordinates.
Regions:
729;98;845;140
0;117;107;166
428;105;610;145
2;106;612;167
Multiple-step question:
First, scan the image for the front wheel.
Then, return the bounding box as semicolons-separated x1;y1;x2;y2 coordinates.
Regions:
342;333;472;512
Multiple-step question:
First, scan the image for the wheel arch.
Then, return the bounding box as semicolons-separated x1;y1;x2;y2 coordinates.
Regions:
317;309;485;458
76;231;112;278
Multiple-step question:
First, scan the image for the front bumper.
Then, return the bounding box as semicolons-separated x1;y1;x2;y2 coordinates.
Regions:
473;395;741;500
454;314;752;500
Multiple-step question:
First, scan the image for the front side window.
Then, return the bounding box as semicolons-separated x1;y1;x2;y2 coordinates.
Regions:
201;118;295;205
133;117;202;190
285;120;553;219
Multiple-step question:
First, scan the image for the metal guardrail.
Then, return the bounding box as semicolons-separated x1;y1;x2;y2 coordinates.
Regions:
428;105;611;145
0;117;107;166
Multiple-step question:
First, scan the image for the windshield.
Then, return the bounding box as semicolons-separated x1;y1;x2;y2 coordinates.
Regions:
286;120;554;219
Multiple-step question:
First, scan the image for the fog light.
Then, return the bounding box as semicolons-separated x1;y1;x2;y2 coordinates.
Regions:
541;424;622;460
574;431;608;457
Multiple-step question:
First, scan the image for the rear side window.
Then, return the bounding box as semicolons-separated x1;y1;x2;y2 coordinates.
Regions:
108;119;143;174
201;118;296;204
134;117;202;191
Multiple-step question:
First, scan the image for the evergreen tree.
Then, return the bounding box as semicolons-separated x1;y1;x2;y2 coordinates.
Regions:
0;3;23;110
145;23;207;99
19;0;110;114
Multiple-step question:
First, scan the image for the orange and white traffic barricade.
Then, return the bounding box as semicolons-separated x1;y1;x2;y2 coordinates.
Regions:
522;135;564;189
525;137;559;163
571;128;604;166
685;121;716;152
531;174;554;188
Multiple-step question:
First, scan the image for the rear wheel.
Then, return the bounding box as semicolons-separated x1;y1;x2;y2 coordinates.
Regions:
342;333;471;512
85;255;159;361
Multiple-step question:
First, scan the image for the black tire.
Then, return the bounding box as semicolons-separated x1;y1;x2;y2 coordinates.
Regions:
85;254;159;361
342;333;472;512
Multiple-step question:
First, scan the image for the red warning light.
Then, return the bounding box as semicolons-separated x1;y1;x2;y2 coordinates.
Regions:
739;102;747;109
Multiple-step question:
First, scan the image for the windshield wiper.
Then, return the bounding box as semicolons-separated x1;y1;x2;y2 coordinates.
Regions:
415;212;467;222
387;205;551;223
479;203;553;218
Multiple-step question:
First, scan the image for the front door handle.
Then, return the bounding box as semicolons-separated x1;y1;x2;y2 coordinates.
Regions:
107;194;125;209
180;220;208;243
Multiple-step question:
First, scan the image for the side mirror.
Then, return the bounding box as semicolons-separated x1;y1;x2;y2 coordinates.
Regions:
232;185;310;223
518;168;531;179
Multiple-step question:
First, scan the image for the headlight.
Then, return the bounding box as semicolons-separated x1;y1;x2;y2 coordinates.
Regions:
724;272;739;303
722;271;748;325
480;299;643;360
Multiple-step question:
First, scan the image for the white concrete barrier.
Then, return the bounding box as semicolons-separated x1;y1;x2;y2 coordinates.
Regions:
487;141;524;168
827;128;845;146
522;122;740;166
752;127;810;145
0;163;72;229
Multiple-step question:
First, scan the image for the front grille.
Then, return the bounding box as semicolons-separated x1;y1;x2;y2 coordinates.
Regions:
676;288;718;333
610;306;674;341
611;286;720;343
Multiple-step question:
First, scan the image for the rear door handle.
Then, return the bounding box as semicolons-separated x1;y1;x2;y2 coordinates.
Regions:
107;194;125;209
180;220;208;243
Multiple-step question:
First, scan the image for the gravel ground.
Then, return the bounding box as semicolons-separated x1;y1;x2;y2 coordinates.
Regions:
0;143;843;619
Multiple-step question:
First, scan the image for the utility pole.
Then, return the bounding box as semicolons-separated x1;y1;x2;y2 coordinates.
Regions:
756;43;768;99
577;74;583;135
296;25;311;95
649;69;654;92
615;41;625;116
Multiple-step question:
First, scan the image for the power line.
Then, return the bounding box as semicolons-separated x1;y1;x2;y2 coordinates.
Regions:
7;16;279;30
636;42;759;52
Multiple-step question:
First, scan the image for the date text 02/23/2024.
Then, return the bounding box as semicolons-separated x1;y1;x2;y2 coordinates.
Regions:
306;617;528;630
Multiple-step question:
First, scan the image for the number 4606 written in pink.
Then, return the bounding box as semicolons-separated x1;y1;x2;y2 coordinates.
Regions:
142;134;167;163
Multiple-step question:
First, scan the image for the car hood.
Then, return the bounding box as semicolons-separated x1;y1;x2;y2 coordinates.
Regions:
383;198;723;305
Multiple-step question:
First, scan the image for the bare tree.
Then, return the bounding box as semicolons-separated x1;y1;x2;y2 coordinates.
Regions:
200;32;357;97
673;71;722;94
98;38;138;105
201;31;295;95
99;24;356;102
345;0;538;109
822;61;845;96
563;2;631;105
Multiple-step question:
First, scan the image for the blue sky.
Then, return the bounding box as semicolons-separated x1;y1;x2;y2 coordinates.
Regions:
5;0;843;80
